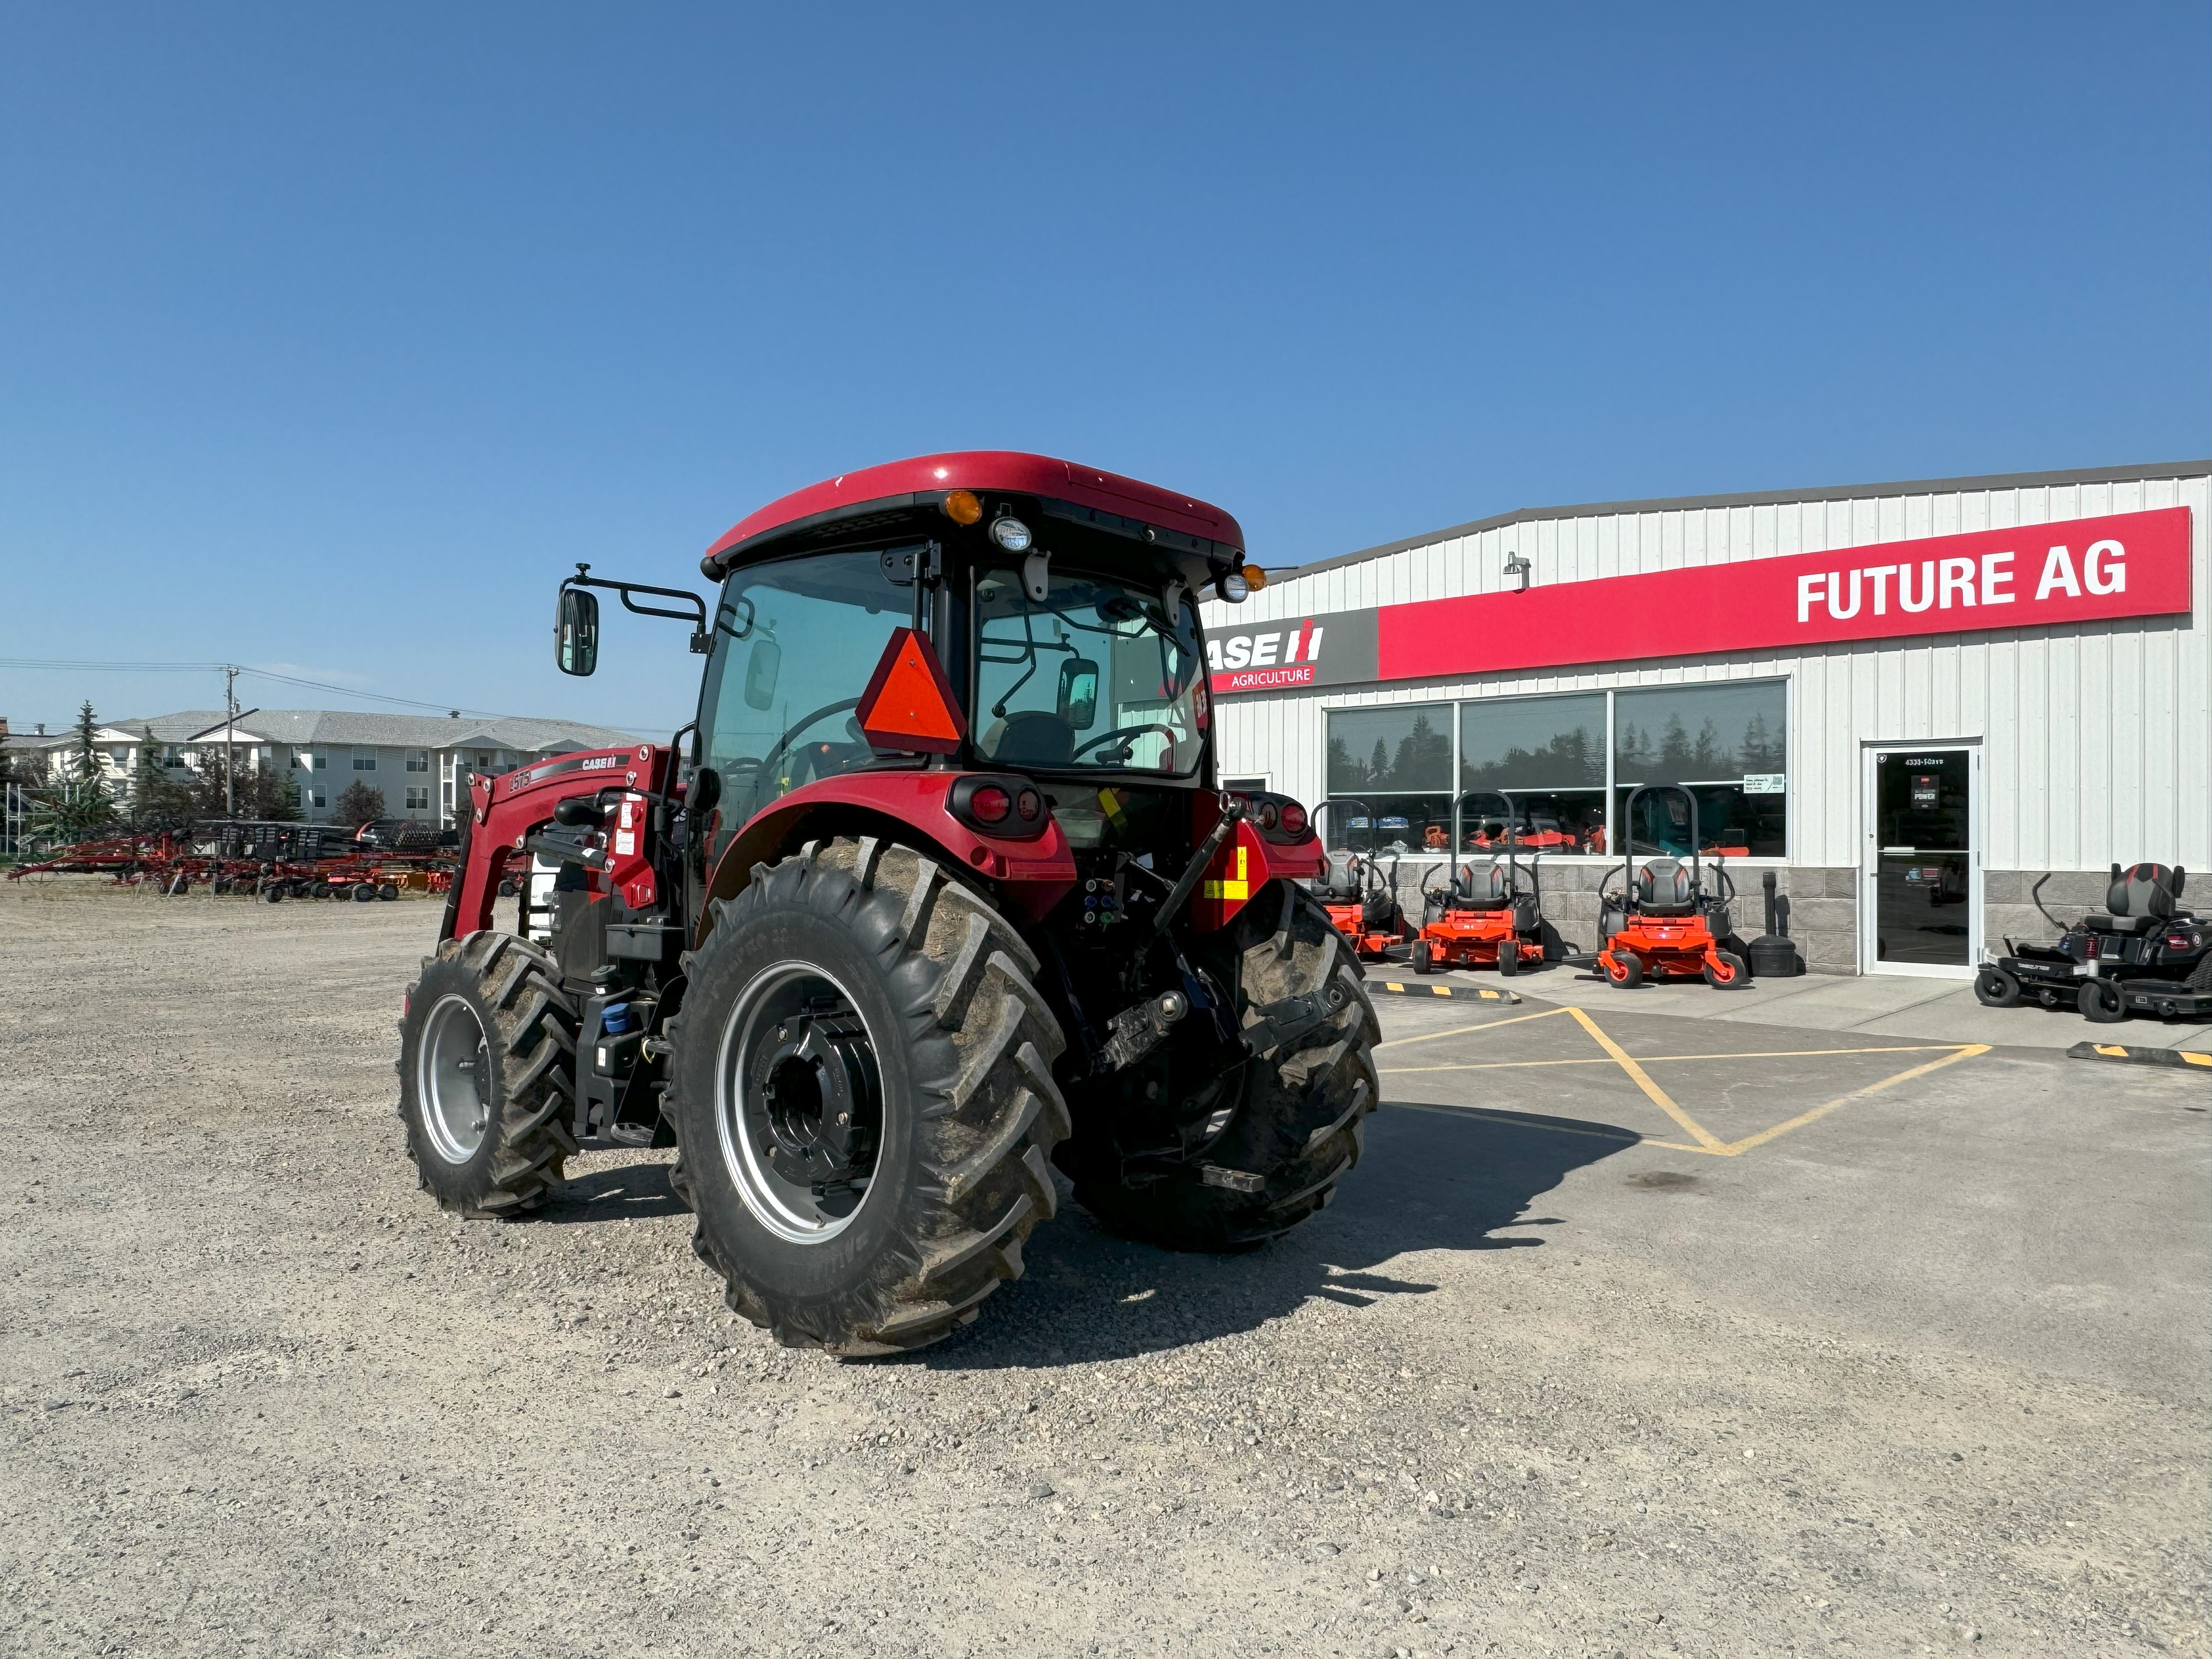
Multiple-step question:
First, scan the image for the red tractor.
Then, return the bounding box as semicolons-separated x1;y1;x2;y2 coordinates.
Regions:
395;453;1382;1356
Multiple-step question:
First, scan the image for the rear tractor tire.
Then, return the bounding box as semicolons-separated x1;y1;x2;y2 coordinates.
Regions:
396;932;579;1217
664;838;1069;1357
1068;884;1381;1252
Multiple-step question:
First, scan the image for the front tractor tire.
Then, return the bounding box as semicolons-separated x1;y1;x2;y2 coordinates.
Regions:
1070;884;1382;1252
397;933;580;1217
665;838;1070;1357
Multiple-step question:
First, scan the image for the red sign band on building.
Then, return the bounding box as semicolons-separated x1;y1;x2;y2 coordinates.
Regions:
1208;506;2193;694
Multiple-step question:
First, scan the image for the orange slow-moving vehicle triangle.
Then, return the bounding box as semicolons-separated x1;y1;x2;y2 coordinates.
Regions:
856;627;967;754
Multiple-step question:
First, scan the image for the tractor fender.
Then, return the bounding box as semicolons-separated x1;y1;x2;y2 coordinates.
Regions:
699;771;1077;940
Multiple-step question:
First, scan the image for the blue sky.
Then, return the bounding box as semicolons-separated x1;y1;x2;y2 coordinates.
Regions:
3;3;2206;738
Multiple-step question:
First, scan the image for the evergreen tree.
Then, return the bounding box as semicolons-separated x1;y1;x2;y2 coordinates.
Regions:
128;727;194;829
29;702;117;847
69;701;106;788
187;750;304;821
335;781;386;826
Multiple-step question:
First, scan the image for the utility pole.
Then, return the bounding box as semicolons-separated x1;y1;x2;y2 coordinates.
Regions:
223;664;239;819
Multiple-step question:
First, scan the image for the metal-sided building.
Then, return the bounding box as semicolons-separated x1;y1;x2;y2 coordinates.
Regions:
1201;461;2208;978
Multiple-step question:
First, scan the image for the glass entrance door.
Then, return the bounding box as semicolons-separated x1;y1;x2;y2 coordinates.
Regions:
1861;746;1980;977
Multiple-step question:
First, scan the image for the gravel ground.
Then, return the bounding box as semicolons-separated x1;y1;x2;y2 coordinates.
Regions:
2;877;2205;1658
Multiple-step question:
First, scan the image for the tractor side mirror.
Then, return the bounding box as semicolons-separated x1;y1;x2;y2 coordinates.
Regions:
1057;657;1100;730
555;586;600;676
742;635;782;711
685;766;721;819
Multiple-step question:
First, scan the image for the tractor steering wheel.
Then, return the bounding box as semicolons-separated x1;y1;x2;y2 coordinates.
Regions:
751;698;864;790
1071;723;1180;765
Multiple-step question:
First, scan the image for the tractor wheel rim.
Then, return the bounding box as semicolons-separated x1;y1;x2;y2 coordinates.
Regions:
419;994;493;1165
715;960;887;1246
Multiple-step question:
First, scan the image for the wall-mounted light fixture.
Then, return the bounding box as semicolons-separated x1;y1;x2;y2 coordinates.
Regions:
1503;551;1532;593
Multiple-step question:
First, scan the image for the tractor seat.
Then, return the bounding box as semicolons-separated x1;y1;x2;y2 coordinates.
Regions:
1634;857;1697;917
2085;862;2188;933
985;711;1074;766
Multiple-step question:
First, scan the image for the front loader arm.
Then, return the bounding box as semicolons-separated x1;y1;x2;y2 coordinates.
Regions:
440;743;673;944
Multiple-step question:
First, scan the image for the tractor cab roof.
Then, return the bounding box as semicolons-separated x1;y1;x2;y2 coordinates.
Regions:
699;451;1247;584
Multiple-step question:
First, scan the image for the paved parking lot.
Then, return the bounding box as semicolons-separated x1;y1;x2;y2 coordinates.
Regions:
1364;969;2210;1402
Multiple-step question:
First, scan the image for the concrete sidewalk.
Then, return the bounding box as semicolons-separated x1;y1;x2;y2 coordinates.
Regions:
1416;962;2212;1052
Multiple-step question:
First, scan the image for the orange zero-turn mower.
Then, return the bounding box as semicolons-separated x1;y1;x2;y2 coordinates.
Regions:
1313;798;1410;961
1410;793;1550;977
1593;784;1750;990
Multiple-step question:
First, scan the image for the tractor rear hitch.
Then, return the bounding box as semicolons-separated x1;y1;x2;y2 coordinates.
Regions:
1239;982;1350;1058
1097;990;1189;1074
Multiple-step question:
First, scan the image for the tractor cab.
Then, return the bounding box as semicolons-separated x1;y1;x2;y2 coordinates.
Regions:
402;453;1383;1358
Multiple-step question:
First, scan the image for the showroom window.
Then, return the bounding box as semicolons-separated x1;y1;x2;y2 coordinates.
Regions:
1321;679;1788;859
1613;680;1787;857
1458;692;1607;854
1323;704;1452;851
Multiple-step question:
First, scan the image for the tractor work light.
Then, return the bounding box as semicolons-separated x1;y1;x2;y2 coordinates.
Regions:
942;489;984;525
1220;572;1250;602
989;516;1033;554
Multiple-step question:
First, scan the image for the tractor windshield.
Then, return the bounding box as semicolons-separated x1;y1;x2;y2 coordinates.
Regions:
973;567;1205;776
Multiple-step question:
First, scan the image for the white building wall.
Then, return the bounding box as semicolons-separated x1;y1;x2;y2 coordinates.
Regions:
1206;470;2209;872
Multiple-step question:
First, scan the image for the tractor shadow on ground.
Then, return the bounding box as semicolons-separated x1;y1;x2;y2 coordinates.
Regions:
910;1100;1637;1372
539;1156;689;1223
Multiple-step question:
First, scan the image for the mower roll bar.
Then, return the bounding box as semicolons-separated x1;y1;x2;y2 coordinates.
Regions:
1612;783;1736;912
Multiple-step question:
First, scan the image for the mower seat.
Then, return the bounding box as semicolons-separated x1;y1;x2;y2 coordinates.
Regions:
1448;859;1513;911
1633;858;1697;917
1317;852;1363;904
2084;863;2188;934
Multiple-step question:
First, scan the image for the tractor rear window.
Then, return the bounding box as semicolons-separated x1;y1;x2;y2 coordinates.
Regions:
698;550;912;834
973;569;1204;777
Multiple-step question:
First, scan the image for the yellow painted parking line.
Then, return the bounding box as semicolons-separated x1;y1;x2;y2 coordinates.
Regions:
1383;1043;1963;1076
1716;1045;1990;1155
1562;1005;1728;1152
1373;998;1995;1157
1373;1005;1575;1051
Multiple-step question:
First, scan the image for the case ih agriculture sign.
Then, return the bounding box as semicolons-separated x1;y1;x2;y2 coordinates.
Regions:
1206;506;2193;693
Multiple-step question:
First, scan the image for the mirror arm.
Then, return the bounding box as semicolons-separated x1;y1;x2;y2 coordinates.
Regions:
567;563;712;652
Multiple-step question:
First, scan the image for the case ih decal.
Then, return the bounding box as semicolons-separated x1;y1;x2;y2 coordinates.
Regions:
1209;506;2192;694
